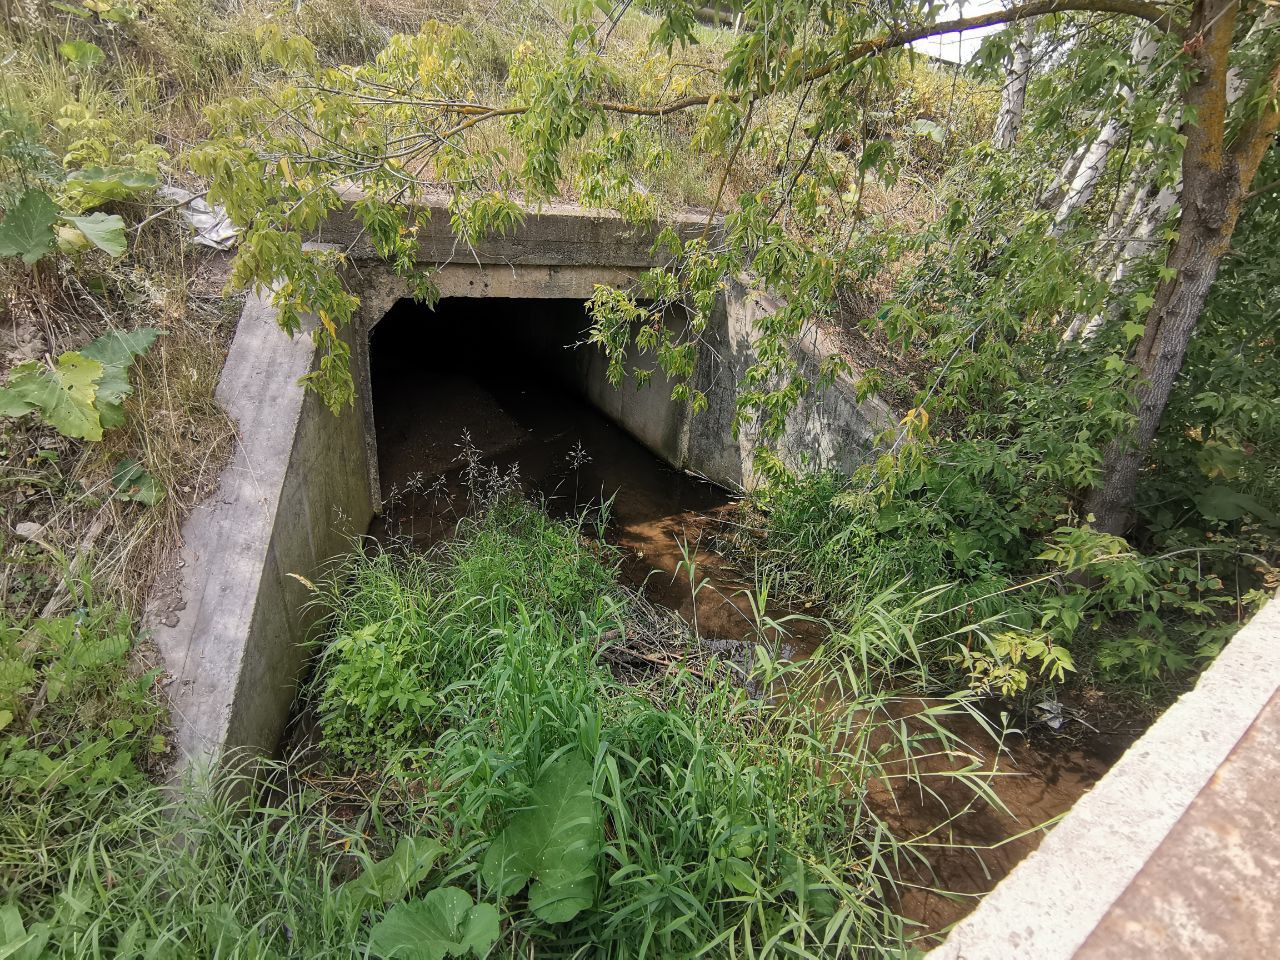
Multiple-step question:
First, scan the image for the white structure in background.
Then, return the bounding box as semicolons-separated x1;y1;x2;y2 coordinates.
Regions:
909;0;1007;64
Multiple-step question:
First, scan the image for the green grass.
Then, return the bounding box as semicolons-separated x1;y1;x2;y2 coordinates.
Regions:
295;494;988;956
1;494;994;957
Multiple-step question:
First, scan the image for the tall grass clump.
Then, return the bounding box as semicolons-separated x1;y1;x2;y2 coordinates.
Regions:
296;492;989;956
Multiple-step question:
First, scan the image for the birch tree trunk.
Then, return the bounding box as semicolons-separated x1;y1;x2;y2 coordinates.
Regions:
1085;0;1280;535
1066;6;1276;343
993;20;1035;148
1051;27;1159;235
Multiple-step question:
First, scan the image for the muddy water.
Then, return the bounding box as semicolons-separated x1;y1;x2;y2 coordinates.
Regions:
369;300;1124;942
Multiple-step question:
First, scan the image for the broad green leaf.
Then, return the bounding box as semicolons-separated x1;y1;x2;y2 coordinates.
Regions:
57;39;104;69
0;354;104;440
63;166;157;205
910;118;944;143
65;212;126;256
0;389;35;418
339;836;446;911
0;904;51;960
80;328;162;369
56;224;90;253
1194;485;1275;524
81;327;162;428
479;753;599;923
0;189;59;265
112;458;165;505
367;887;498;960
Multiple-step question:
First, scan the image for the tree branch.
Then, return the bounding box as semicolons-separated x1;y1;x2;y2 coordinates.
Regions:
455;0;1184;122
1230;54;1280;186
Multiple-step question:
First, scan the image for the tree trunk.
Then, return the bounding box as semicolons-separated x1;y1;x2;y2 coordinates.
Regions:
993;21;1035;148
1085;0;1280;535
1051;27;1159;235
1083;189;1235;534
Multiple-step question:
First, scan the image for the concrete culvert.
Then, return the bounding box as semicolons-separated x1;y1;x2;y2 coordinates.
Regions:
149;203;890;775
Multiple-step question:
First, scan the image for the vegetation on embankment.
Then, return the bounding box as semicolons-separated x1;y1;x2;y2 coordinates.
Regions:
3;487;1000;957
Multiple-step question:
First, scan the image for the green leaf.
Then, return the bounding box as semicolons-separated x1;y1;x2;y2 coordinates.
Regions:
339;836;446;911
49;1;94;16
57;39;104;69
0;904;51;960
1194;485;1275;524
0;354;104;440
909;118;944;143
479;752;599;923
367;887;499;960
81;327;162;428
0;189;59;264
63;166;157;205
1120;320;1145;342
112;458;165;505
80;327;162;370
65;212;126;256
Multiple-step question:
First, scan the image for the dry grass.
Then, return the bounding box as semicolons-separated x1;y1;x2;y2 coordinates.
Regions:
0;233;237;621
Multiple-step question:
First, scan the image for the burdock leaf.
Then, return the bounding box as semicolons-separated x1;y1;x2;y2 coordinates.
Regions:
0;189;59;265
63;166;157;205
479;753;599;923
0;355;104;440
65;212;126;256
81;328;162;428
80;327;163;369
338;836;446;911
57;39;105;70
367;887;499;960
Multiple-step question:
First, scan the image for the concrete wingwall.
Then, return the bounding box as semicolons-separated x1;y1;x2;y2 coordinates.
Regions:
573;277;892;489
147;296;374;774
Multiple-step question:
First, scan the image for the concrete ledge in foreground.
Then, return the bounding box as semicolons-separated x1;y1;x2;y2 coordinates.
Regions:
928;594;1280;959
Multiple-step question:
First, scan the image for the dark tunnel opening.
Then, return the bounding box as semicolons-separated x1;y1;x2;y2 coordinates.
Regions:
367;297;745;626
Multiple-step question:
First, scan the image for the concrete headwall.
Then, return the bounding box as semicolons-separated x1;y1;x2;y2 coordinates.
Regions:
346;205;891;494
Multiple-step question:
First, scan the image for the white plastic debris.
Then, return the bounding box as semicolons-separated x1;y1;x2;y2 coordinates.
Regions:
158;185;239;250
1034;699;1066;731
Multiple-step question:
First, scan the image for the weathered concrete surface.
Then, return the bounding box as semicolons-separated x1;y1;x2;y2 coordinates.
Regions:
1077;688;1280;958
574;279;892;489
317;197;705;268
147;295;373;771
927;595;1280;959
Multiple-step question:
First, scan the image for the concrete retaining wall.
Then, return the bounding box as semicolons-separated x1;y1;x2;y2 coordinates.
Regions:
147;295;374;774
